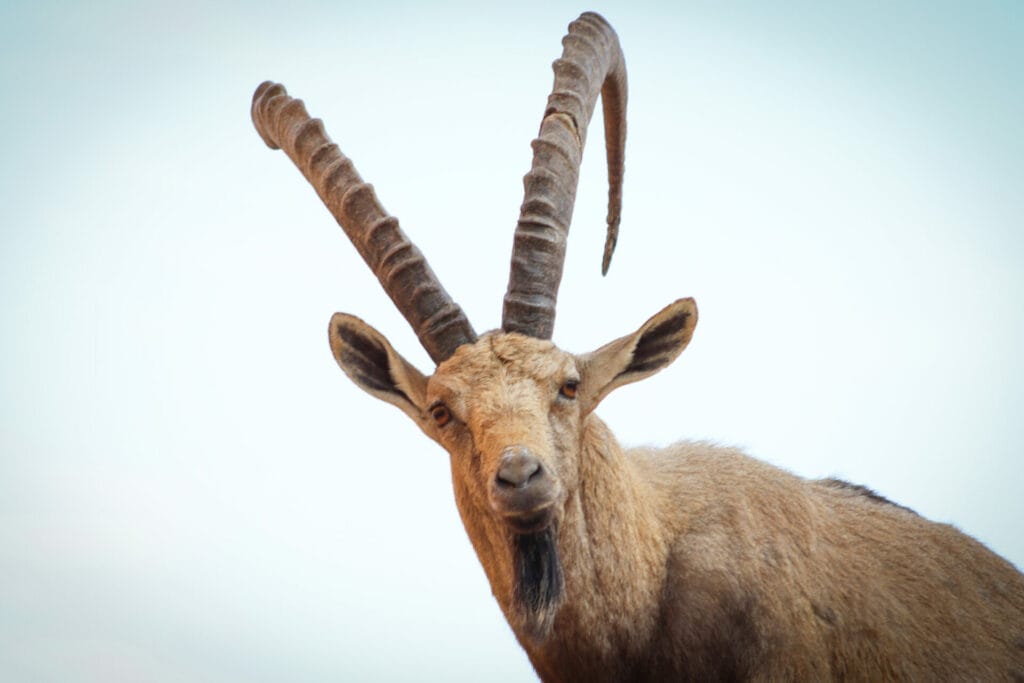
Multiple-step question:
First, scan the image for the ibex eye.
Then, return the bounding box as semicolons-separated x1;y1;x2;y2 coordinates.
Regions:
431;404;452;427
559;380;579;400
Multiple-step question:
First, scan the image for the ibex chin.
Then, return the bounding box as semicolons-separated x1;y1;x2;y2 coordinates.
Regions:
252;11;1024;681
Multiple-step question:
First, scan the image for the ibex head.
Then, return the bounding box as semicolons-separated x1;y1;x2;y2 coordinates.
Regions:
252;11;696;639
329;299;694;636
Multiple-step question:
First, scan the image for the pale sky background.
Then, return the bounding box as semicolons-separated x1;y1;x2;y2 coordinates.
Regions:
1;1;1022;681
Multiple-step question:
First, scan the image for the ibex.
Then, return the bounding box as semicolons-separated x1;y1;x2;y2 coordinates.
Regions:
252;11;1024;681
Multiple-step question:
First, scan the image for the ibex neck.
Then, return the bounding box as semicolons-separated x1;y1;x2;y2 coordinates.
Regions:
533;415;670;674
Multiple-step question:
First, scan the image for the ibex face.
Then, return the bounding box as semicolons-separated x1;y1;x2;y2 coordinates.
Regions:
427;333;578;537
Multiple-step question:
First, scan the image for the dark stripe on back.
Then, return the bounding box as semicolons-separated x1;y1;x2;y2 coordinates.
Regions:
819;478;918;515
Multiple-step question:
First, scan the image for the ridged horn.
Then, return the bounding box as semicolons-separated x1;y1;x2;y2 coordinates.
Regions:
502;12;627;339
251;81;476;364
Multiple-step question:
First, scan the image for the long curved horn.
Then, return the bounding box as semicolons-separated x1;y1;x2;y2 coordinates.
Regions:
502;12;627;339
252;81;476;364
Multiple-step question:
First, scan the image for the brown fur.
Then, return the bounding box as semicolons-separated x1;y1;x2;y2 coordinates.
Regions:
328;302;1024;681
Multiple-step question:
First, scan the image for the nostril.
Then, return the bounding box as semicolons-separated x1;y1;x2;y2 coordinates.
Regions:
496;448;543;489
497;462;541;489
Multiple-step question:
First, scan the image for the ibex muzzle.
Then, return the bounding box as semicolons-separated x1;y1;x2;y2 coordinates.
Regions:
492;446;559;533
496;446;542;489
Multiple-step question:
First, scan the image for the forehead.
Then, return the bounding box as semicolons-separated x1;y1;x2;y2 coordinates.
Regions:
429;333;576;394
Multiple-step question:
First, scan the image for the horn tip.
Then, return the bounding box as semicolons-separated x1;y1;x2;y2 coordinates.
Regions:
251;80;287;150
601;216;619;275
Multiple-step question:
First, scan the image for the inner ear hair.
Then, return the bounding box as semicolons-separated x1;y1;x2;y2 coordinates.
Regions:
622;298;697;380
328;313;428;417
580;298;697;410
336;321;404;398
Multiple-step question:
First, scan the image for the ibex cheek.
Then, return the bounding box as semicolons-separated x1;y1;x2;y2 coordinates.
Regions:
489;445;561;534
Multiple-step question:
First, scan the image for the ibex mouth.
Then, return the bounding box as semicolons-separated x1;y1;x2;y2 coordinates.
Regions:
490;476;561;534
502;505;556;535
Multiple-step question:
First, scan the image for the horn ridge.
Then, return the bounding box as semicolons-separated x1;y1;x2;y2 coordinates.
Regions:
502;12;627;339
251;81;476;363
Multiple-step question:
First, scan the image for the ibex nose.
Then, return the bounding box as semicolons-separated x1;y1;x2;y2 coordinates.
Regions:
496;446;543;489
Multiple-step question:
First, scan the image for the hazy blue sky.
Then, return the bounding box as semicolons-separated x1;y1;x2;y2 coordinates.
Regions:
2;1;1021;681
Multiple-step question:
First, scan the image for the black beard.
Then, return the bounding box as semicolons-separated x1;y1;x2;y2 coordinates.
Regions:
512;528;564;642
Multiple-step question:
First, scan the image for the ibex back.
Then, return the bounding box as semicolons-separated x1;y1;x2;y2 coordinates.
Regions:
252;11;1024;681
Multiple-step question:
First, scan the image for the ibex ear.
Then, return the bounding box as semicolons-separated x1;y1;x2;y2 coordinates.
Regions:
328;313;429;424
579;298;697;412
